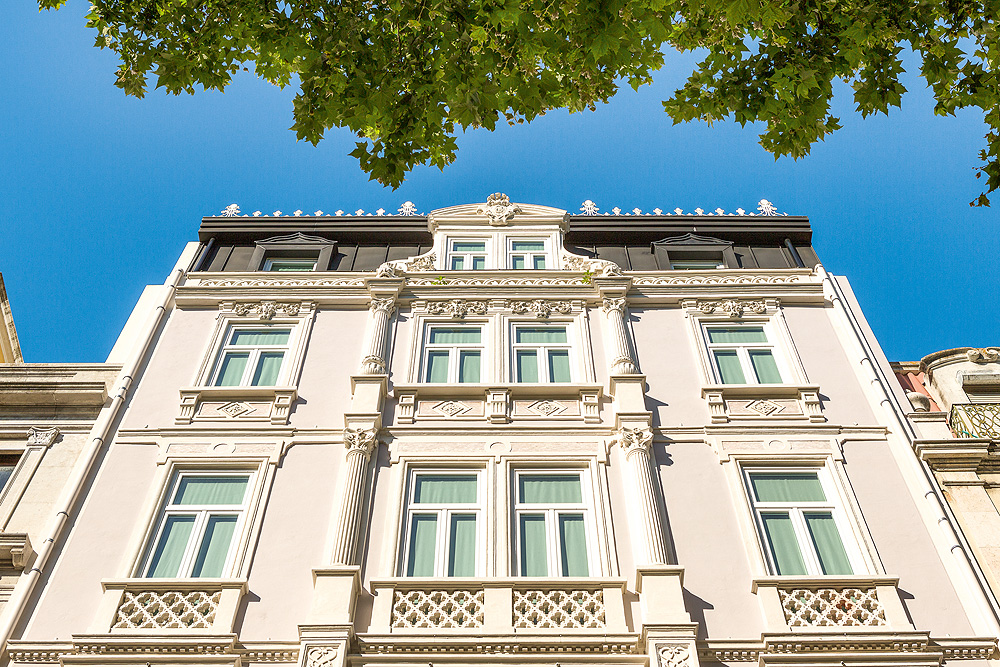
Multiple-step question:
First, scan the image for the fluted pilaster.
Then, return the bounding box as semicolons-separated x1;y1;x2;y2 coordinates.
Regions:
602;297;639;375
616;427;668;565
330;427;379;565
359;298;395;375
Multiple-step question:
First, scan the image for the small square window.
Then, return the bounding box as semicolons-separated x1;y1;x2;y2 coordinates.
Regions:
513;471;593;577
512;326;572;383
402;470;482;577
447;240;488;270
705;325;782;384
508;240;548;270
422;326;483;383
212;327;292;387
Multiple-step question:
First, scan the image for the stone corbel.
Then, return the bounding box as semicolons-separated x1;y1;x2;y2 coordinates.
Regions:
0;533;34;571
27;427;60;448
486;388;510;424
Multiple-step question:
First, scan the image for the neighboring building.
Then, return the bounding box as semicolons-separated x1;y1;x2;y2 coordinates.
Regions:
3;196;999;667
0;276;22;365
892;348;1000;604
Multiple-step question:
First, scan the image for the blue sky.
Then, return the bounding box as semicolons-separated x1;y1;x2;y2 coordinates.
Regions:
2;1;996;363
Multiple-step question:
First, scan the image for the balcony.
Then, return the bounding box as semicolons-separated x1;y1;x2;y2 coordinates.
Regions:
752;576;911;632
949;403;1000;440
93;578;247;634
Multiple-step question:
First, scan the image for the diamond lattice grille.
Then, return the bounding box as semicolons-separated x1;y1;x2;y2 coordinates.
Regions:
513;589;606;628
112;589;221;629
391;589;484;628
779;587;886;627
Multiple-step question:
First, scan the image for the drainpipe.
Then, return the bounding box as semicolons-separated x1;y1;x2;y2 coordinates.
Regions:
817;264;1000;636
0;256;191;652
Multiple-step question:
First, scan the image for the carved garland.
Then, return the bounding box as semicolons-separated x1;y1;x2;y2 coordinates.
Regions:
426;299;488;319
230;301;302;320
504;299;573;319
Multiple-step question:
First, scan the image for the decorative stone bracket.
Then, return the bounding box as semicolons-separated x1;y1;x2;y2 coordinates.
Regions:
702;385;823;423
0;533;34;570
177;387;297;426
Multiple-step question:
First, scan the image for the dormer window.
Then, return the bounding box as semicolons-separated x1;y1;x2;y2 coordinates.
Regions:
670;257;724;270
249;233;335;272
447;240;488;270
263;258;318;272
652;233;737;270
508;240;548;269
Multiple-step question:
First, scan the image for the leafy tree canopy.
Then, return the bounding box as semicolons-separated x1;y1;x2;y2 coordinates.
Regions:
39;0;999;204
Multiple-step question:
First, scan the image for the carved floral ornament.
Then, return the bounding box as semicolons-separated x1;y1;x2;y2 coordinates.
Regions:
226;301;303;320
27;426;60;447
477;192;522;226
369;298;396;315
602;297;626;314
697;299;771;319
657;644;693;667
613;426;653;456
344;427;380;456
426;299;488;319
306;646;339;667
506;299;573;319
421;299;576;319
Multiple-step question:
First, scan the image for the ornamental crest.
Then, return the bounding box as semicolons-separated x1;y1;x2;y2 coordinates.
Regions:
478;193;521;226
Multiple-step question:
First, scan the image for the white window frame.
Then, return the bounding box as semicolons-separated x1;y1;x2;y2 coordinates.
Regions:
263;257;318;272
506;238;550;270
703;321;786;385
742;465;865;576
671;259;724;270
510;322;575;384
511;468;598;577
446;238;491;270
139;470;255;579
400;469;485;577
208;324;294;387
420;323;485;384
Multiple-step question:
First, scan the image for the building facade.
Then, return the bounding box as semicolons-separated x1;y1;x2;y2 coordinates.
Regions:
3;197;998;667
893;348;1000;605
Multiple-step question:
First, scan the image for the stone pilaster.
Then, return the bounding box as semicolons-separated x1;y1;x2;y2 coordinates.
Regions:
601;297;639;375
614;426;669;565
330;426;379;565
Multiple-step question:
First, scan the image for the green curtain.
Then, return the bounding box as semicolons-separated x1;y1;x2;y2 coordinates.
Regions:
750;473;825;502
429;328;481;344
452;242;486;252
558;514;589;576
519;474;583;504
191;515;238;577
174;476;250;505
252;351;285;386
215;352;249;386
459;351;481;383
707;327;767;344
414;475;478;503
426;351;450;382
805;512;853;575
548;350;571;382
761;512;807;575
512;256;526;269
147;515;195;577
230;329;291;346
519;514;548;576
532;256;546;269
448;514;477;576
512;241;544;251
713;350;745;384
516;328;568;344
0;465;14;491
406;514;437;576
517;351;538;383
749;350;782;384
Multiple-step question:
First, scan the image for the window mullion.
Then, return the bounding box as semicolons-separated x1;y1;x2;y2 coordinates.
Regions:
177;510;209;578
437;507;449;577
790;508;822;575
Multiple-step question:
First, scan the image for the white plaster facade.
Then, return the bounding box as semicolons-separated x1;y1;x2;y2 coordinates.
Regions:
2;198;998;667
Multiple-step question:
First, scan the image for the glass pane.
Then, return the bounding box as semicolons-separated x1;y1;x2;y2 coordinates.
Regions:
452;242;486;252
714;350;745;384
516;327;568;344
191;515;238;577
760;512;807;575
174;476;250;505
559;514;589;576
269;260;316;271
750;350;782;384
671;260;720;270
429;328;481;344
147;515;195;577
450;256;465;270
215;352;249;386
472;256;486;270
448;514;477;577
0;465;16;491
512;241;545;251
516;350;538;383
512;256;525;270
406;514;438;576
707;326;768;344
459;351;481;383
548;350;571;382
519;474;583;504
414;475;478;503
519;514;548;576
230;329;291;346
805;512;853;575
751;473;826;502
251;351;284;386
533;256;546;270
425;351;450;383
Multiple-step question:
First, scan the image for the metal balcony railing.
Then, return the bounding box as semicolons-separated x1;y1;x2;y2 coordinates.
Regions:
949;403;1000;439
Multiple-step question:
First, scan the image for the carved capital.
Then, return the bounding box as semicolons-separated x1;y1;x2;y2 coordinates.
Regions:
27;426;59;447
504;299;573;319
231;301;301;320
344;427;379;457
426;299;488;319
967;348;1000;363
611;355;640;375
477;192;521;226
615;427;653;457
602;297;626;315
369;298;396;315
657;644;694;667
360;355;386;375
697;299;768;319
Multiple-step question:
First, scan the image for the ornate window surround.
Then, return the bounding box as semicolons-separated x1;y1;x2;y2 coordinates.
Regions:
427;228;564;271
249;233;336;272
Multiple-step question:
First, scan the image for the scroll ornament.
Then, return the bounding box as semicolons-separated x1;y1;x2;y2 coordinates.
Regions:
504;299;573;319
967;348;1000;363
306;646;339;667
697;299;767;319
27;426;60;447
233;301;301;320
657;644;693;667
426;299;488;319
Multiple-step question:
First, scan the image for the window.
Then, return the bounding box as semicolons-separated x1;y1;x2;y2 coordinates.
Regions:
705;324;782;384
746;470;854;576
447;240;488;270
143;472;252;578
402;471;482;577
423;326;483;383
508;240;547;269
263;257;317;271
0;454;18;492
211;327;292;387
513;326;572;383
671;259;723;270
513;472;592;576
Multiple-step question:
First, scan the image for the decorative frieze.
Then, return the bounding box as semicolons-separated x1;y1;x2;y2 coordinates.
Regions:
632;273;808;286
504;299;573;319
198;277;365;287
697;299;768;319
228;301;302;320
426;299;488;318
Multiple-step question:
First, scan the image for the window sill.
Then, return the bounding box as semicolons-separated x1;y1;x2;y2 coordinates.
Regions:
752;575;910;632
390;383;603;424
176;386;297;426
701;384;823;424
97;578;248;634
